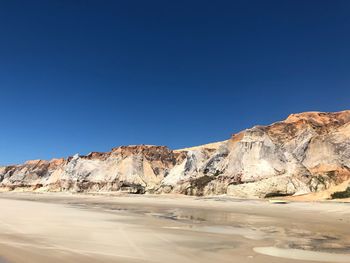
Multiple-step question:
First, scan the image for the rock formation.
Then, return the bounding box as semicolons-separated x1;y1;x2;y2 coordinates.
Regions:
1;110;350;198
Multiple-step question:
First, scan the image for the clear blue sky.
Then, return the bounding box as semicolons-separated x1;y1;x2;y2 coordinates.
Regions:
1;0;349;164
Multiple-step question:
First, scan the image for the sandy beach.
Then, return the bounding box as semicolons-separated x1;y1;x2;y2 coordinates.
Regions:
0;193;349;263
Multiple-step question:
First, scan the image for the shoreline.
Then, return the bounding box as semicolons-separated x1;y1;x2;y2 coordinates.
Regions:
1;189;349;202
0;192;349;263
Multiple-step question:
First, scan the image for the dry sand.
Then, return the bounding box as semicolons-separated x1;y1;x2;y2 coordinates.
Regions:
0;193;349;263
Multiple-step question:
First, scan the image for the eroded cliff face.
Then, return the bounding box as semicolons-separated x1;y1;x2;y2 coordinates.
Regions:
1;110;350;198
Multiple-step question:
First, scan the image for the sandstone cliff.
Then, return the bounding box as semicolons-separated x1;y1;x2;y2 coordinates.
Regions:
1;110;350;198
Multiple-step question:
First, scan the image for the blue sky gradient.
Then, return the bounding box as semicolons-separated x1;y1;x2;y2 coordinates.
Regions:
1;0;350;164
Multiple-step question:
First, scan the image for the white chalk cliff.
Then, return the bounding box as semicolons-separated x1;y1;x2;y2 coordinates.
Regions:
1;110;350;198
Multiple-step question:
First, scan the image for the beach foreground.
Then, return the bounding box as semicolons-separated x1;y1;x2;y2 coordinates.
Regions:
0;193;349;263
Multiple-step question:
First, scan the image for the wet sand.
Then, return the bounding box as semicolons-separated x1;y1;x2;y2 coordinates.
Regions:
0;193;349;263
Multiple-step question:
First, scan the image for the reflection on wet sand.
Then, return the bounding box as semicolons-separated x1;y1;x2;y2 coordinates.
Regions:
0;193;349;263
254;247;350;262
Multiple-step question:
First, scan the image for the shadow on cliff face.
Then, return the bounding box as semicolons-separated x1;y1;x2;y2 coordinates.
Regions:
182;175;214;196
119;183;145;194
264;192;293;198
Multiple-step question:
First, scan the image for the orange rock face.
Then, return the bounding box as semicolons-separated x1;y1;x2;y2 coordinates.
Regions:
1;110;349;198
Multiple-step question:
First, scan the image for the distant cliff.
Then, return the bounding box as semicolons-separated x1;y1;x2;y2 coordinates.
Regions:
1;110;350;199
